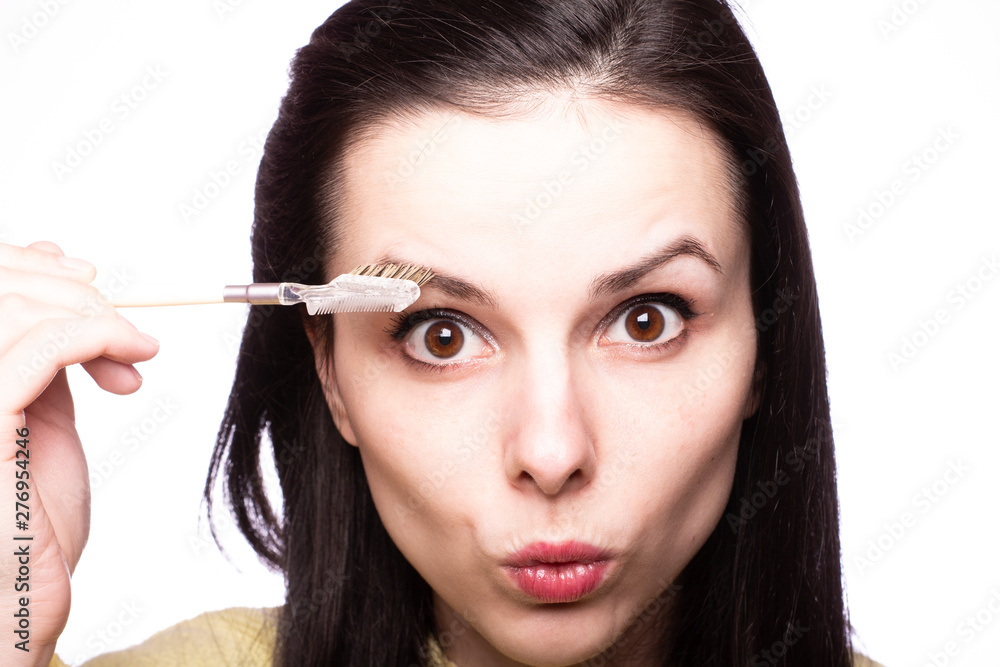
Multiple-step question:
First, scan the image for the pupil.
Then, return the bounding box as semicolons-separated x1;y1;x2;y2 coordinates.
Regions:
625;305;665;342
425;321;464;358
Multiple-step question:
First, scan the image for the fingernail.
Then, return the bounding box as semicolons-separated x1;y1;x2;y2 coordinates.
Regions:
139;332;159;347
59;256;94;272
130;366;144;383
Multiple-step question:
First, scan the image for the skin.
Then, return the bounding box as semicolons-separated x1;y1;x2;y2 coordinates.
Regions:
307;100;759;666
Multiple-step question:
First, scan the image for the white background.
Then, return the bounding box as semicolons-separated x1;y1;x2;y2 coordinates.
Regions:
1;1;998;665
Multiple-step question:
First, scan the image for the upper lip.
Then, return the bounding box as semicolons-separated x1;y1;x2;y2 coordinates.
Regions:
501;541;612;568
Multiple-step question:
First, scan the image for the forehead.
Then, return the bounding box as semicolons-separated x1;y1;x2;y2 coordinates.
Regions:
331;101;747;282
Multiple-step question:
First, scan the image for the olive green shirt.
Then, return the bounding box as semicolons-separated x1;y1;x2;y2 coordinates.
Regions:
49;606;885;666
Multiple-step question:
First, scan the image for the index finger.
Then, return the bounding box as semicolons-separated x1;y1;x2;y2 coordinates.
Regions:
0;242;97;283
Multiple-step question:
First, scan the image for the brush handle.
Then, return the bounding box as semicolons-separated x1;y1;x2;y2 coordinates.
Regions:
222;283;283;305
109;276;418;312
111;284;286;307
111;286;227;307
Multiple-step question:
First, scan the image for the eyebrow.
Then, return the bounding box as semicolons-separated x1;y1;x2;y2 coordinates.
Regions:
588;235;723;300
372;235;722;310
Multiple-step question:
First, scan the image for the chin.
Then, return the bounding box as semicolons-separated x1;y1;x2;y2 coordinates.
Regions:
481;605;628;667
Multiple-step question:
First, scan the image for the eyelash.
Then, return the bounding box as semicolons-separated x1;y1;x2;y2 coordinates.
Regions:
383;293;701;372
383;309;489;375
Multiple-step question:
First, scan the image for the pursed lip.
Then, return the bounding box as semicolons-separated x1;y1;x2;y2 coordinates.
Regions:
500;541;615;603
501;540;613;568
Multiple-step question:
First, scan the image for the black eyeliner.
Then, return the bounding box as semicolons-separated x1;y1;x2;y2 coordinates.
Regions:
611;292;700;321
384;307;478;340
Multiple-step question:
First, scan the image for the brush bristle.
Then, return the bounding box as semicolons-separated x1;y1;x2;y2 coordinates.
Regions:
310;296;400;315
348;262;435;286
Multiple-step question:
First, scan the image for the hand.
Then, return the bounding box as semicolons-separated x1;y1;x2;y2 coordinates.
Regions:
0;241;160;666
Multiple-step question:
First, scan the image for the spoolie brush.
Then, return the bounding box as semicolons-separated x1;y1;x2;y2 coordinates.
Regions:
111;263;436;315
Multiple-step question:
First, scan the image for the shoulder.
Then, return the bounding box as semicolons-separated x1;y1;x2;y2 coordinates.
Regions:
52;606;281;667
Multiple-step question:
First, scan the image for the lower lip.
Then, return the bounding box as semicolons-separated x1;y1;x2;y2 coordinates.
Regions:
505;561;610;603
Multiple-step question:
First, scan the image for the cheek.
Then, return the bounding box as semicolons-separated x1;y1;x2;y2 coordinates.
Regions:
602;323;755;540
335;341;499;543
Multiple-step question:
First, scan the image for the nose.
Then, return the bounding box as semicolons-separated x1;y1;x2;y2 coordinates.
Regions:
503;344;597;496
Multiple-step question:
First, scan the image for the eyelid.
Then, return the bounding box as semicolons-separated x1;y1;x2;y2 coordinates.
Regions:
385;307;497;347
386;308;498;369
596;292;699;335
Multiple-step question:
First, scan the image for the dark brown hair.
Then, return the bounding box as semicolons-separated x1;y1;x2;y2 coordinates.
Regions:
204;1;854;664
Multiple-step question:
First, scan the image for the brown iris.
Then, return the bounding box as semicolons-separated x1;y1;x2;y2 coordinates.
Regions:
424;321;464;358
624;305;665;342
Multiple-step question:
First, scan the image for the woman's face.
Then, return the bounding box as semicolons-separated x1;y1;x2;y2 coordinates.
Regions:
313;101;758;666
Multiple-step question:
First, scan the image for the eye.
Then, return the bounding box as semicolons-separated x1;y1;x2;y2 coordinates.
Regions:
600;295;694;349
385;294;697;371
386;309;495;368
